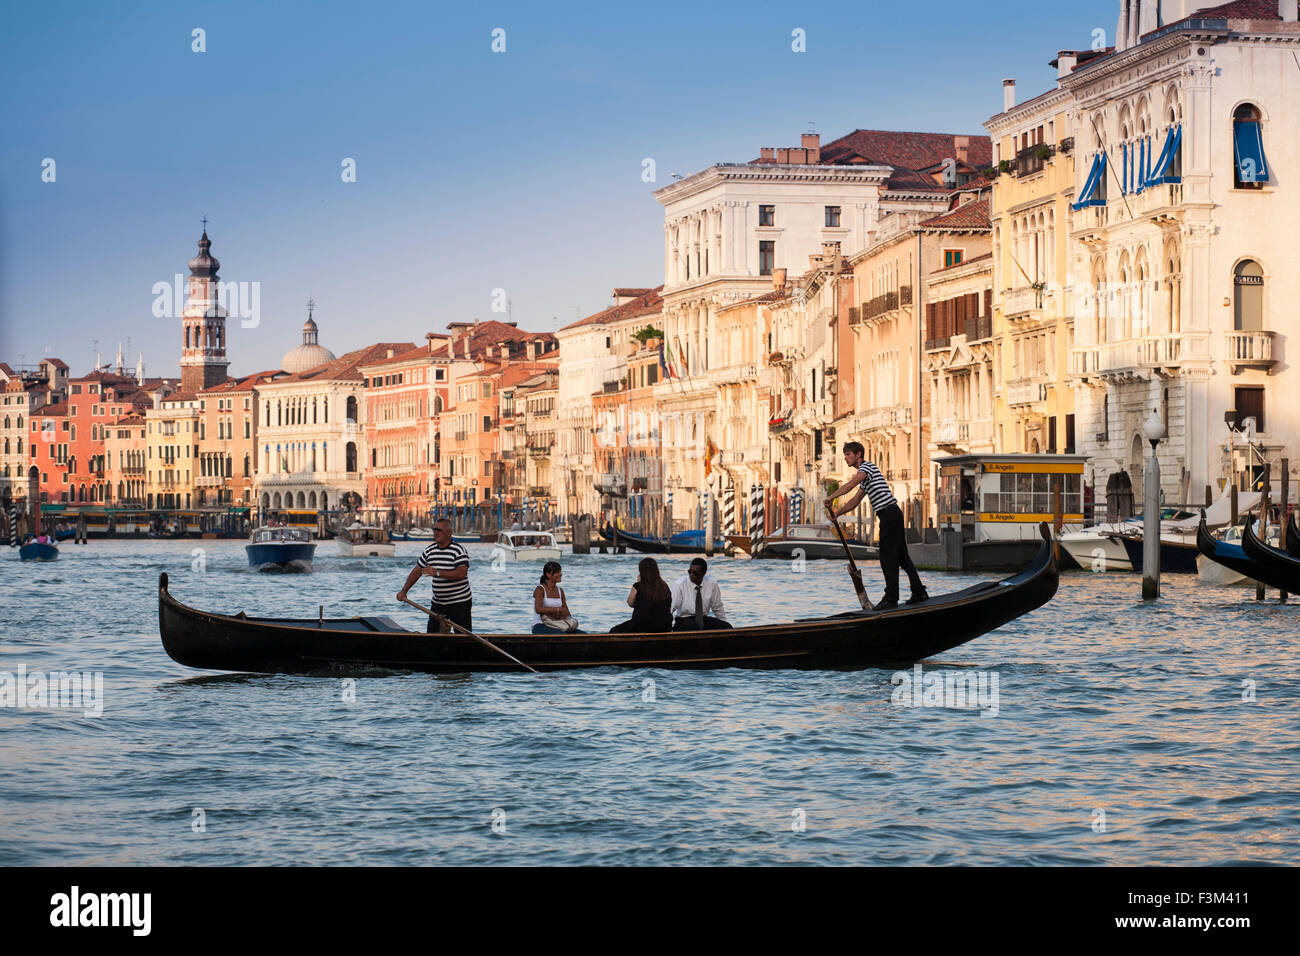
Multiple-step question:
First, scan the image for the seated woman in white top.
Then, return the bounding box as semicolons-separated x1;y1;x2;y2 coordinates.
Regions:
532;561;585;634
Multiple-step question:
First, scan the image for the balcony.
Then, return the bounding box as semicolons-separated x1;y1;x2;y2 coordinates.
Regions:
194;476;223;488
1002;285;1044;320
595;473;627;496
709;363;758;386
1005;378;1048;407
933;418;993;448
1225;330;1277;374
859;405;914;432
527;444;550;458
860;286;914;323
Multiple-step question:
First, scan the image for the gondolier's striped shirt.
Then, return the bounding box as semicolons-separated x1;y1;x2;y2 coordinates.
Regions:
857;461;897;512
417;541;472;604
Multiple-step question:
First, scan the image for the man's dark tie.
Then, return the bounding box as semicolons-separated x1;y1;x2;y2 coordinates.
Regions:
695;584;704;629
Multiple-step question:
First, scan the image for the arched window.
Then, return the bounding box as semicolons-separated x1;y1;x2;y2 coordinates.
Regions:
1233;104;1268;189
273;492;282;509
1234;260;1264;332
243;454;250;477
346;442;357;473
323;398;328;423
313;398;318;424
346;396;358;423
296;491;306;508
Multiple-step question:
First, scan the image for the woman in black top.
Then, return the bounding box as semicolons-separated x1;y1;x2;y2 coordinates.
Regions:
609;557;673;633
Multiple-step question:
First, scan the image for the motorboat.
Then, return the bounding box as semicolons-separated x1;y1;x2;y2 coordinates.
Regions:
492;530;562;561
752;524;879;561
336;523;396;558
245;525;316;571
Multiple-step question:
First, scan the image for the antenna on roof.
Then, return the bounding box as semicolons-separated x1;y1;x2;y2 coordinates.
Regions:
806;120;816;132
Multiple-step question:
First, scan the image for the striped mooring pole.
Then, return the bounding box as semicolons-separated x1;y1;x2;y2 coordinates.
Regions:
750;484;765;541
722;485;736;537
790;487;804;525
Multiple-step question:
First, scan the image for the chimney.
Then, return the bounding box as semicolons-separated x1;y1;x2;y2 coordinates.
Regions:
387;347;396;358
801;133;820;163
954;135;970;165
1283;0;1299;22
760;147;774;161
1056;50;1077;79
773;267;787;291
527;340;536;362
425;332;436;355
1003;79;1016;112
775;147;789;163
463;336;471;360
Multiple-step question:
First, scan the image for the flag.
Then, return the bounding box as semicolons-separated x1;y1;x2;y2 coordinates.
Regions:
704;437;717;478
658;342;671;379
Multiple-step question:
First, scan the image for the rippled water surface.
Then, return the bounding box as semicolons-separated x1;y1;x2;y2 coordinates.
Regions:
2;538;1298;865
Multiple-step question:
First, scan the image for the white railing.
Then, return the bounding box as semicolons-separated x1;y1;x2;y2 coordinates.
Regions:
709;363;758;386
1002;285;1043;318
859;405;914;431
1006;379;1047;406
1225;330;1276;366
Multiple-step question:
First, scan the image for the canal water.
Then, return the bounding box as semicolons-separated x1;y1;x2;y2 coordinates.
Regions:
2;538;1298;865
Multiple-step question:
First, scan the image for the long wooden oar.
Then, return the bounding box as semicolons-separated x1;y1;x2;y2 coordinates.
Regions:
825;501;873;611
399;596;538;673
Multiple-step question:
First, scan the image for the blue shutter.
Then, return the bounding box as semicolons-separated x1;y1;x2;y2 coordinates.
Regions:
1146;125;1182;186
1234;121;1269;184
1072;152;1108;209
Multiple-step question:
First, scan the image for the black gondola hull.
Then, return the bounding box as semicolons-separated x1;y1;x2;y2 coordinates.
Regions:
1241;517;1300;593
1195;512;1264;581
160;526;1059;675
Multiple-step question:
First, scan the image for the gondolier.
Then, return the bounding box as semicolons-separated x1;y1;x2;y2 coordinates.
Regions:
397;518;472;632
827;441;928;610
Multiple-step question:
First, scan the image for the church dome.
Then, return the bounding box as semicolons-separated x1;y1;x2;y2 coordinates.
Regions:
281;304;336;373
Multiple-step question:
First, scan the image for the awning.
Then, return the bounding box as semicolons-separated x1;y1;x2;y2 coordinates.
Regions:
1234;120;1269;183
1146;125;1182;186
1071;152;1107;210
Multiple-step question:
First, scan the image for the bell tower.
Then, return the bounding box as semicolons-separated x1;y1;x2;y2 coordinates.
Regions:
180;221;230;392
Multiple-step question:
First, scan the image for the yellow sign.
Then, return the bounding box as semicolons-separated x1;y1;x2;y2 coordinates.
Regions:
979;512;1084;523
982;462;1084;475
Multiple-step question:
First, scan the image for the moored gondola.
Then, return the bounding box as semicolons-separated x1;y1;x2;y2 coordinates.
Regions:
159;524;1060;675
598;528;724;554
1195;511;1264;584
1241;516;1300;593
1287;512;1300;557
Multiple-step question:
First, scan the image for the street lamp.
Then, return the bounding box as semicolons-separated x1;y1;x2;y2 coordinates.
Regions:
1141;409;1166;600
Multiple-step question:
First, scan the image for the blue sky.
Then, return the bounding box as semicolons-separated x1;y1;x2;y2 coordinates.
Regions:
0;0;1115;379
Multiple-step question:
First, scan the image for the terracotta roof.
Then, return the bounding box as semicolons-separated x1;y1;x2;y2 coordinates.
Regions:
0;363;14;377
44;358;69;369
920;197;991;231
113;414;147;426
1182;0;1279;20
37;402;68;417
359;342;443;370
561;286;664;331
817;130;993;172
613;287;654;298
162;390;199;403
199;369;279;393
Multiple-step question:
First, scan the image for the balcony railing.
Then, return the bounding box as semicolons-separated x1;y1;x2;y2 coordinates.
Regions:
933;418;993;447
1225;330;1277;373
1002;285;1043;318
859;405;914;432
1006;378;1048;406
861;286;912;322
709;363;758;386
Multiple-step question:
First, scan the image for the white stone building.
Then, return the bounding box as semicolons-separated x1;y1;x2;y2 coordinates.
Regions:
1065;0;1300;510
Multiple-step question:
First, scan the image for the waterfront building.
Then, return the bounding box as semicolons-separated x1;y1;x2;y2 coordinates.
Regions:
1062;0;1300;511
555;290;660;518
512;368;560;520
985;65;1082;467
103;412;148;507
841;192;993;524
254;318;414;518
651;129;992;519
144;391;200;510
197;370;278;510
435;321;558;516
924;250;996;465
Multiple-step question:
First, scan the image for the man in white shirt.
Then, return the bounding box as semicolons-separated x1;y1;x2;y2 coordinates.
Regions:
670;558;732;630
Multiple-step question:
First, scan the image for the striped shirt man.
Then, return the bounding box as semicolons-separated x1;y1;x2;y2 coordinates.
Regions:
856;461;898;513
416;540;472;604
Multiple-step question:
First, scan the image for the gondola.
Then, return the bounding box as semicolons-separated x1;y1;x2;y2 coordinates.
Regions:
1195;512;1264;584
598;528;724;554
1287;512;1300;557
1241;516;1300;593
158;524;1059;675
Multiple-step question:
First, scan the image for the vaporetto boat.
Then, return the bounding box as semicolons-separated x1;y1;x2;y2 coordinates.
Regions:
492;529;562;561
